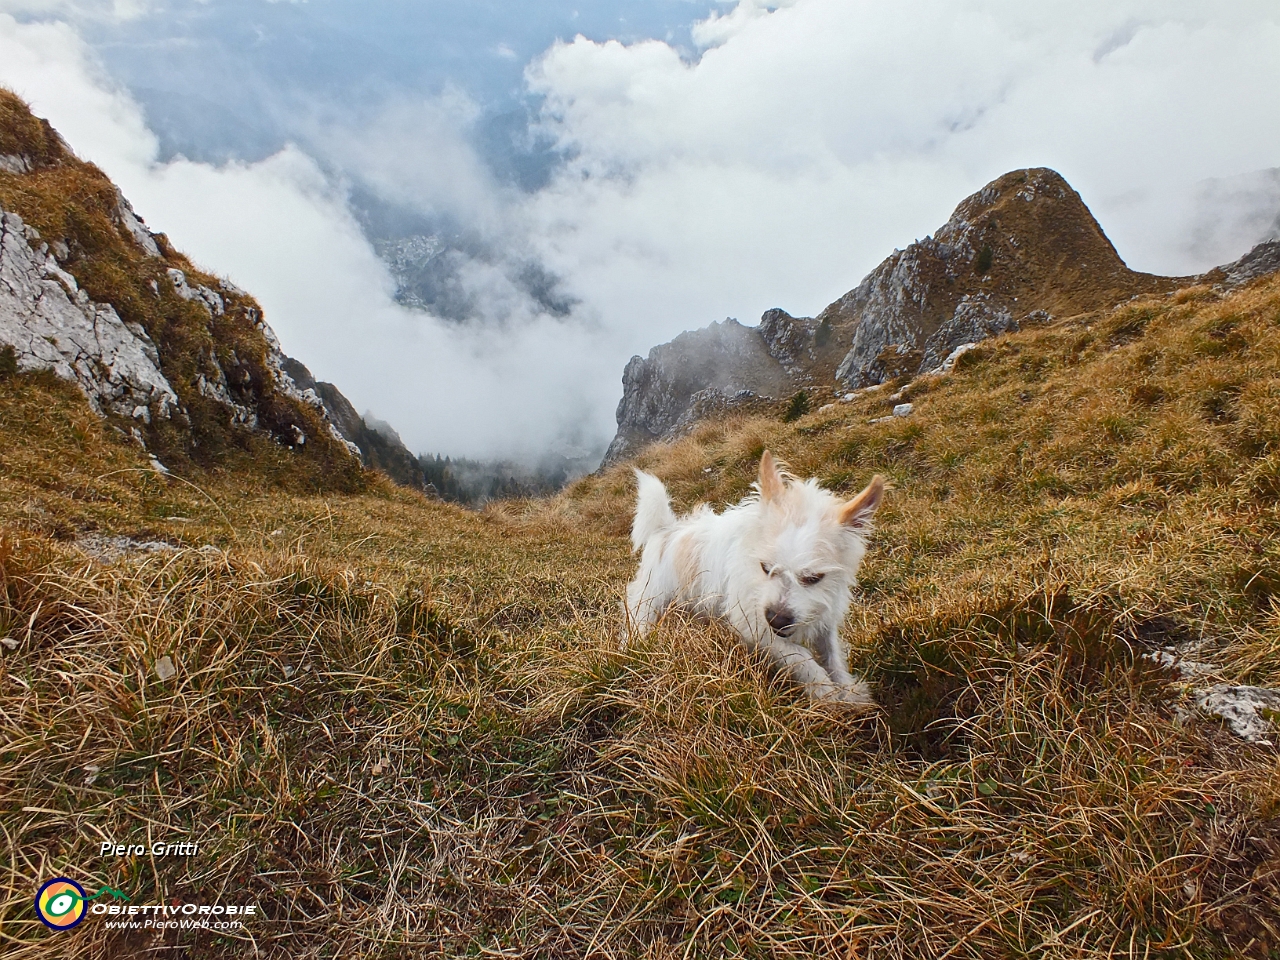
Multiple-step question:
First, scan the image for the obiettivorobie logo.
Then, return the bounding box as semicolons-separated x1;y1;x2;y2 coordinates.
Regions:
35;878;130;931
35;877;258;933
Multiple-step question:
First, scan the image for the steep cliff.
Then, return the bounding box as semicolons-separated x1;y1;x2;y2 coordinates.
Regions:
605;318;789;463
603;167;1280;466
0;89;365;488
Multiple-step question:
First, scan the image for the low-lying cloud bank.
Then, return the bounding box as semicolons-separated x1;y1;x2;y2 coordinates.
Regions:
0;12;616;459
2;2;1279;460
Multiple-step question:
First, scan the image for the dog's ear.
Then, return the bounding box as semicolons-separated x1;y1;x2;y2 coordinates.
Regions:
839;474;885;531
758;450;785;503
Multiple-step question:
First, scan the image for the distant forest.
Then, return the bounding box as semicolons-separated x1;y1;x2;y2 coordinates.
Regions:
418;452;592;505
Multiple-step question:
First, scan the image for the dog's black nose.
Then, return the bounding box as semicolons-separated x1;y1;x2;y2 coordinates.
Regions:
765;607;795;634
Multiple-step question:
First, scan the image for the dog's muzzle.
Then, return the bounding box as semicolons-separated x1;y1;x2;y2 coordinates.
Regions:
765;607;796;636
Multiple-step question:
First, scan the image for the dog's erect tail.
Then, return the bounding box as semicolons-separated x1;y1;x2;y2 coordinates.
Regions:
631;469;676;552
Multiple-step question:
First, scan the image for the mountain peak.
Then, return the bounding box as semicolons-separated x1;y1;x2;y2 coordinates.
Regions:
602;166;1278;467
825;166;1181;386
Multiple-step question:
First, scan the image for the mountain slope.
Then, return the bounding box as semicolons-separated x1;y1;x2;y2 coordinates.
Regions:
0;89;395;490
2;248;1278;957
604;167;1279;467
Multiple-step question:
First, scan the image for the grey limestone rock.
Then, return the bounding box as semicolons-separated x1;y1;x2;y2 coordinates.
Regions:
830;239;944;387
0;209;179;420
933;342;980;375
167;268;225;316
75;534;178;562
919;293;1017;373
115;191;162;258
1193;685;1280;745
0;154;33;175
603;317;800;465
1214;239;1280;290
758;308;821;377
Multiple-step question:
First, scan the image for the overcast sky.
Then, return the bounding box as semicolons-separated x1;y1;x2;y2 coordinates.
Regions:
2;1;1279;459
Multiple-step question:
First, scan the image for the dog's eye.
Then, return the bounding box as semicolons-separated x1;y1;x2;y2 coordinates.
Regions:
760;562;772;575
800;573;826;586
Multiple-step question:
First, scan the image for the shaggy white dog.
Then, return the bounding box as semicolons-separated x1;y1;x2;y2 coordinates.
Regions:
625;451;884;708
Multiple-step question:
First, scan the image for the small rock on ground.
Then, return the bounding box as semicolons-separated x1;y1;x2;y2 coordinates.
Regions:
1194;685;1280;745
75;535;178;562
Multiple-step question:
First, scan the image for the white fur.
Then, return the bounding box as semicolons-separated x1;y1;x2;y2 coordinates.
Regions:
631;468;677;550
624;453;883;709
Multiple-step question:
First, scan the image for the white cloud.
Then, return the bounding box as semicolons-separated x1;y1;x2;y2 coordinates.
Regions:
0;16;155;167
0;13;611;458
309;90;508;234
523;0;1280;352
692;0;800;49
0;0;153;21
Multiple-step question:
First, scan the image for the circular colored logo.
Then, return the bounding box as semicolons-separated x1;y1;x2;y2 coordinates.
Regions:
35;878;88;930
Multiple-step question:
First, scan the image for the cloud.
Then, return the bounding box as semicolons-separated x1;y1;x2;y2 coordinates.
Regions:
0;13;612;458
0;0;152;21
691;0;800;49
309;90;502;231
0;15;156;166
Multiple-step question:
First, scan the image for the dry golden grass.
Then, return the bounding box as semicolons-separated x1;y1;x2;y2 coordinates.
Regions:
2;274;1280;958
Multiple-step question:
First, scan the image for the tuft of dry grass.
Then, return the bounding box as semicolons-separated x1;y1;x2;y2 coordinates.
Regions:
2;274;1280;957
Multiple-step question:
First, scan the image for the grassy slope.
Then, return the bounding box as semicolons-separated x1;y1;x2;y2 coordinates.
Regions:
1;275;1279;958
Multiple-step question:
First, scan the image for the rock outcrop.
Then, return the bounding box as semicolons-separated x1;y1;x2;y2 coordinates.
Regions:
604;317;802;464
0;87;372;487
602;167;1280;466
1208;239;1280;291
281;357;426;488
1193;685;1280;745
0;209;178;420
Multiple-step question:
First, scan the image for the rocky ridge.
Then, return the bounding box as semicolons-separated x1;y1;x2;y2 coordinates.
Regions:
281;357;425;488
605;317;802;464
604;307;853;464
603;168;1280;467
0;88;416;487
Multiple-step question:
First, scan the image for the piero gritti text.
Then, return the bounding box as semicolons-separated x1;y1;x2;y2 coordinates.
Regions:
101;841;200;857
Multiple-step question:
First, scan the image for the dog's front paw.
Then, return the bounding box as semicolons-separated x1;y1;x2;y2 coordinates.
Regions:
808;681;877;712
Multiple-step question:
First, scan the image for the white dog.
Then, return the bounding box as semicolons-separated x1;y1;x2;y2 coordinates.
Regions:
624;450;884;708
